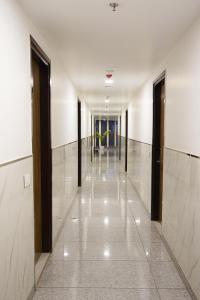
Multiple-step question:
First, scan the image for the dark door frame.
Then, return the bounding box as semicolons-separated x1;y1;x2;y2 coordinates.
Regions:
31;36;52;254
119;115;122;160
78;100;82;187
91;114;93;162
125;110;128;172
151;71;165;221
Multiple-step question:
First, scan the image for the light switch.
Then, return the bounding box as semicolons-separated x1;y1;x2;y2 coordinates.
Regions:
23;174;31;188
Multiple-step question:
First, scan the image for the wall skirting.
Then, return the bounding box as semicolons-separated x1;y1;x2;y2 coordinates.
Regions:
126;139;200;299
27;286;35;300
0;154;33;168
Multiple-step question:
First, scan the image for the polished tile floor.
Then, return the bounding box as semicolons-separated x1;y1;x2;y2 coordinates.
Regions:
33;150;191;300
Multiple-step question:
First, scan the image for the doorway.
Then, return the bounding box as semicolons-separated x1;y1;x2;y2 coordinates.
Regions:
125;110;128;172
78;100;82;187
31;37;52;263
151;72;165;222
109;120;115;147
101;119;107;146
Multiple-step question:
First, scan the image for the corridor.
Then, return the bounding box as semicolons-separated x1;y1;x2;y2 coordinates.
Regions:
33;150;191;300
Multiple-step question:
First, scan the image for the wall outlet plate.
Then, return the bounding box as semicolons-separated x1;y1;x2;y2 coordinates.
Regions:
23;174;31;188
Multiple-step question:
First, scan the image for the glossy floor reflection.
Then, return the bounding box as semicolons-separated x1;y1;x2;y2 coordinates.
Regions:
33;149;191;300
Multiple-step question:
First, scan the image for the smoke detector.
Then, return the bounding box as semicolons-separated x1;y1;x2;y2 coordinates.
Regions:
109;2;119;12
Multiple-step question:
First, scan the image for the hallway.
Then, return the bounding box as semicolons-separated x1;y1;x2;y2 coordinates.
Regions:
33;150;191;300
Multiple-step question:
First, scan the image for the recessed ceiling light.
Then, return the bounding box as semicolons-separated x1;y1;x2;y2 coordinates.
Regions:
104;217;109;225
104;249;110;257
105;99;110;103
105;78;114;85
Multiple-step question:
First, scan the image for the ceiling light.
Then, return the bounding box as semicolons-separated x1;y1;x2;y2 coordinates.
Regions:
104;217;109;225
105;99;110;104
105;78;114;85
135;218;141;225
104;249;110;257
72;217;79;223
102;176;106;182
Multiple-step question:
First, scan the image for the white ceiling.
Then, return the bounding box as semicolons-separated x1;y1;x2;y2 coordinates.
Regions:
18;0;200;113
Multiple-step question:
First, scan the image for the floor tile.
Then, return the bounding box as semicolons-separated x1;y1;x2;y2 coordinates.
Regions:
58;218;140;242
38;261;156;288
33;288;160;300
50;241;146;261
69;200;132;218
138;226;162;244
150;262;185;288
158;288;192;299
143;241;171;261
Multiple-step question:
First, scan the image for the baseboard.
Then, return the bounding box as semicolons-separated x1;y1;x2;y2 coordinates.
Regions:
27;286;35;300
127;173;198;300
161;236;198;300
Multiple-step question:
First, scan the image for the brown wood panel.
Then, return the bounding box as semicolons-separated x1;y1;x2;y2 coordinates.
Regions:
32;56;42;262
31;36;52;261
78;100;82;186
159;83;165;220
125;110;128;172
151;73;165;222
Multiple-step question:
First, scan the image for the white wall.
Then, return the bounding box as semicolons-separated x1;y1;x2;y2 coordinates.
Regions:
0;0;90;164
51;72;78;148
128;16;200;156
128;81;153;144
121;110;126;137
165;19;200;155
0;0;32;164
81;100;91;139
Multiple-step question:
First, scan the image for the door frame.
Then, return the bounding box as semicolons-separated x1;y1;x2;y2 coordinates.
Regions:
151;71;165;221
125;110;128;172
78;100;82;187
91;115;93;162
31;36;52;254
119;115;121;160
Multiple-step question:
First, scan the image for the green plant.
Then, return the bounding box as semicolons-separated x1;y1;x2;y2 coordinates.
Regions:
96;130;111;143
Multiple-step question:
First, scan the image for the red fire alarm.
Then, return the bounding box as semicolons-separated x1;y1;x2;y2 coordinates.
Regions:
106;73;112;79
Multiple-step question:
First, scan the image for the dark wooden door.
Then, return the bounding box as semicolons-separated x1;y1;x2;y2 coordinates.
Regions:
91;115;93;162
78;100;82;187
32;57;42;262
119;116;121;160
151;75;165;222
115;120;118;146
31;37;52;260
96;120;99;147
125;110;128;172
